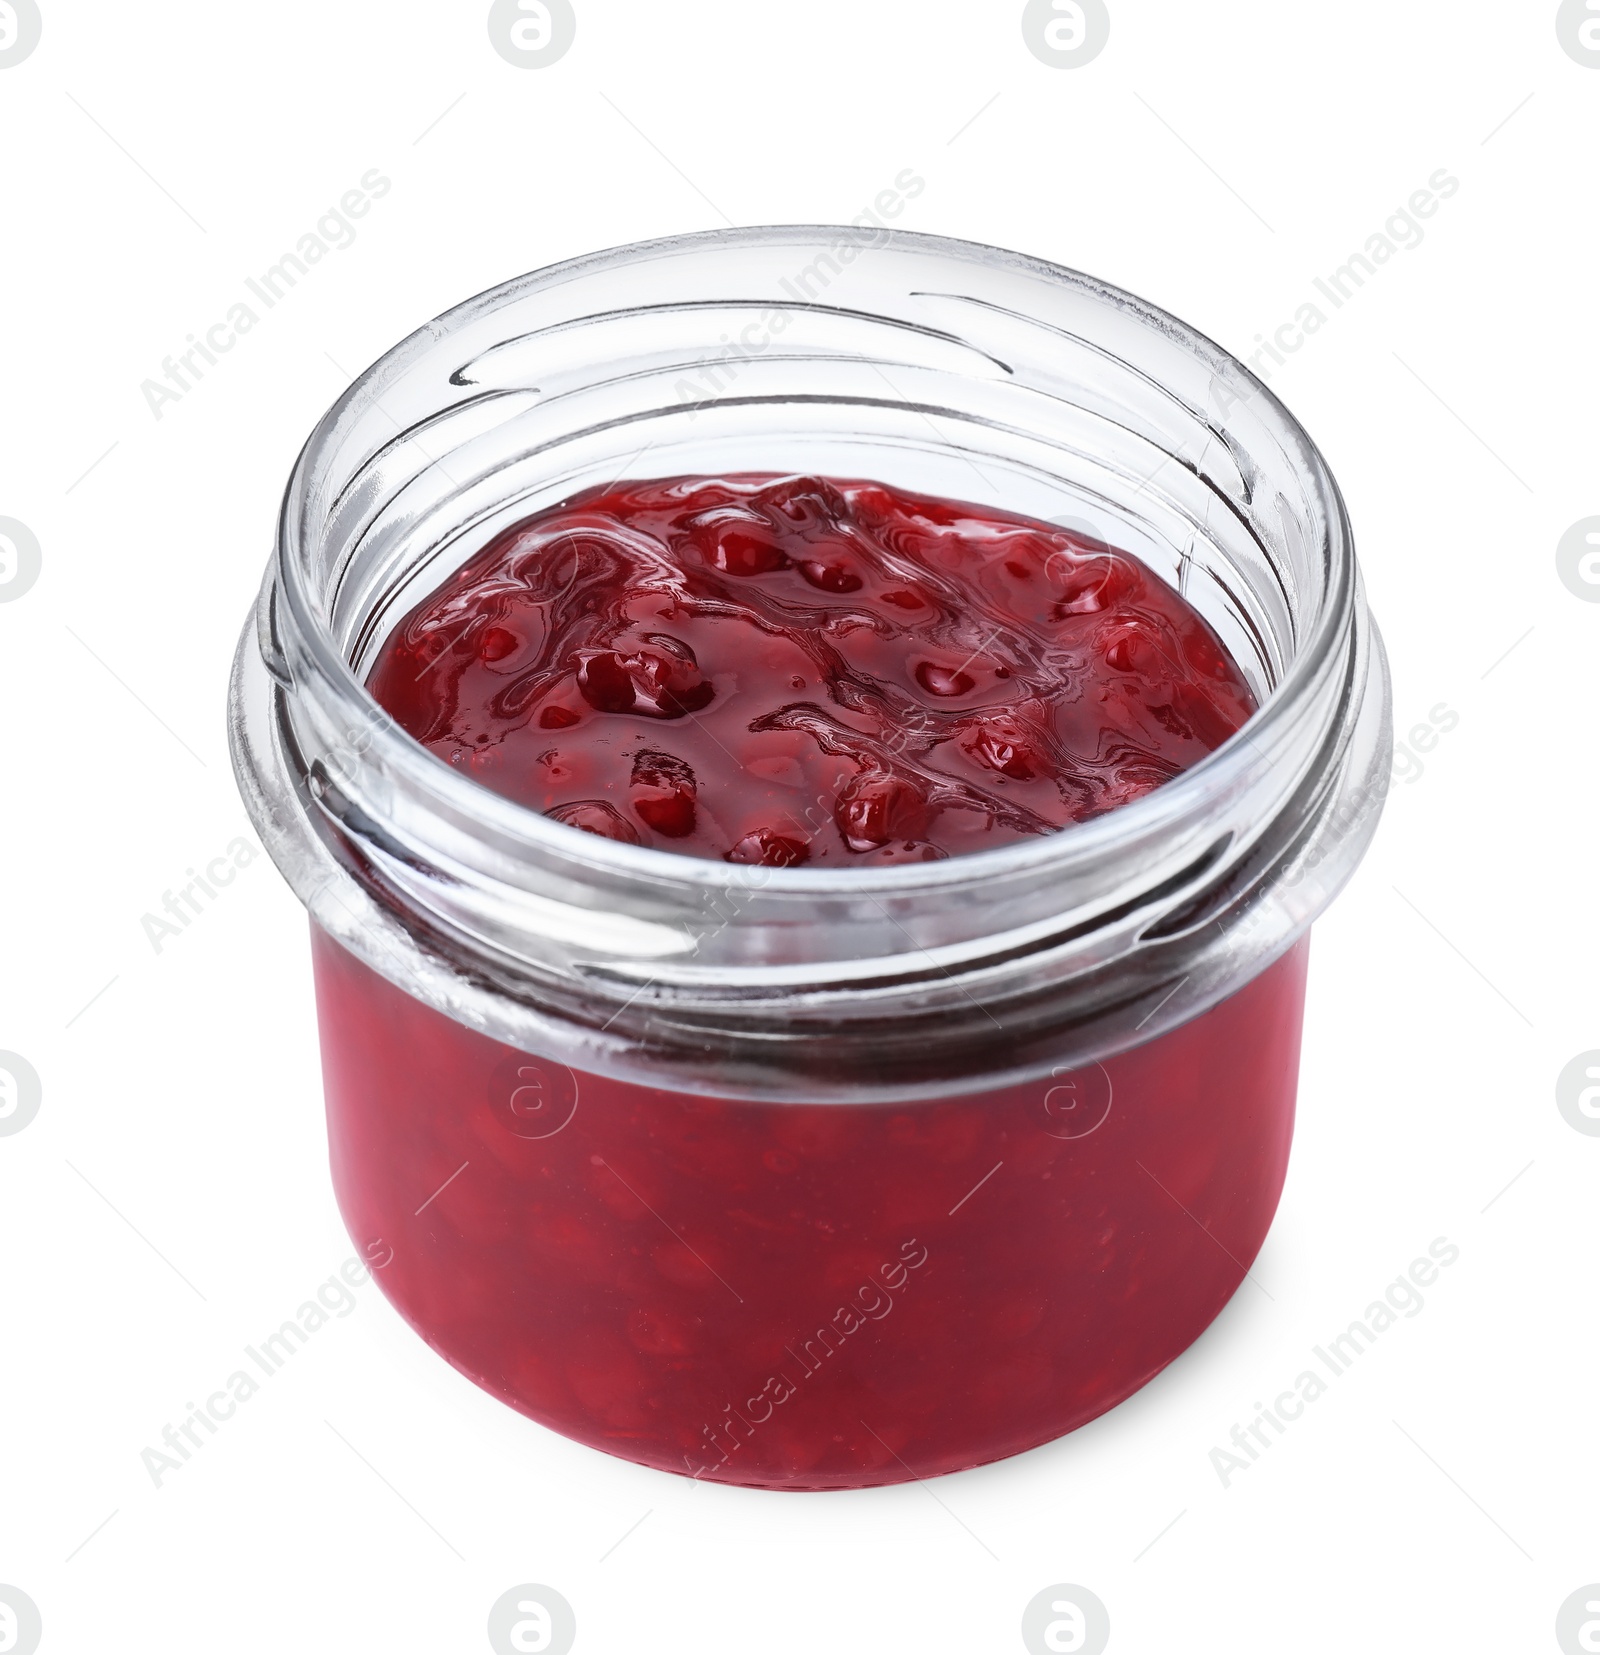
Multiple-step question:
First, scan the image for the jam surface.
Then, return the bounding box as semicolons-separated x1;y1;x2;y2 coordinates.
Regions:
368;474;1256;865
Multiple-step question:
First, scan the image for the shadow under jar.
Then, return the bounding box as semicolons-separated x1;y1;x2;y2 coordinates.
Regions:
229;228;1391;1490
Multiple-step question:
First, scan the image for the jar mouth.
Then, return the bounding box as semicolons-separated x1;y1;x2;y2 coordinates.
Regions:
231;225;1391;1098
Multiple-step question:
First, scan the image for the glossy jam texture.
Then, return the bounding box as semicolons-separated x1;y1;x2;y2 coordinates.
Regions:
367;474;1256;865
314;929;1308;1489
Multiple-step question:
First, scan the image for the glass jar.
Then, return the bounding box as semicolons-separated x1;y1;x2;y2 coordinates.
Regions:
228;227;1390;1489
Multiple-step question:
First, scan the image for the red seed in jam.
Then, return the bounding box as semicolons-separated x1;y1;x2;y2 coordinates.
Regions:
835;772;931;852
726;827;811;867
630;750;698;839
798;558;864;593
915;661;977;698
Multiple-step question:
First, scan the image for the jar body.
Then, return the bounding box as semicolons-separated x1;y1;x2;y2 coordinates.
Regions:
314;924;1308;1489
229;228;1392;1490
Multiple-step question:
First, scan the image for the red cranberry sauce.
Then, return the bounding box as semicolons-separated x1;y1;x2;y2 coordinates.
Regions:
366;475;1256;865
314;928;1307;1489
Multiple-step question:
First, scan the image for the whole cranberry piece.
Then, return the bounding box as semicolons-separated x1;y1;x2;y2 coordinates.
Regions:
915;661;976;698
631;750;698;838
835;773;930;851
725;828;811;867
754;475;851;533
575;641;715;718
798;559;864;593
1050;554;1133;618
689;514;787;576
961;723;1038;780
478;626;518;662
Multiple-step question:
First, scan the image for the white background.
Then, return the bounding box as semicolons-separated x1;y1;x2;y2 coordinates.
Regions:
2;2;1596;1651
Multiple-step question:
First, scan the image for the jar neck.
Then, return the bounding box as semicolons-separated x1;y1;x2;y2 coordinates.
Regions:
229;227;1392;1101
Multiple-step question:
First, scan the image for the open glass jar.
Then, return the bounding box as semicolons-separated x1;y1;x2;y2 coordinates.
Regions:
229;227;1390;1489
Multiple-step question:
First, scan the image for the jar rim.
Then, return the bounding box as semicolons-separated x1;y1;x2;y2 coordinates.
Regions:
278;225;1353;894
